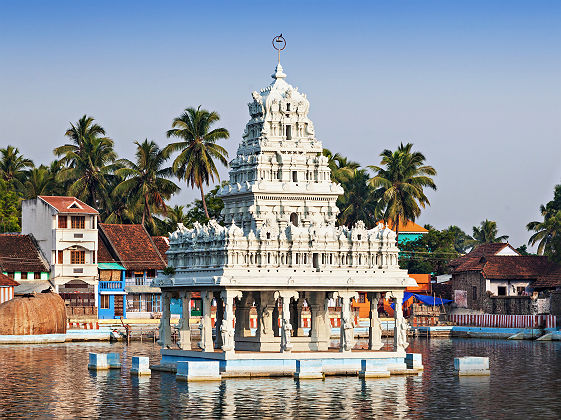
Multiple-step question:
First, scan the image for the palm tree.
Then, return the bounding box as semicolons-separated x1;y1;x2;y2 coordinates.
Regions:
0;146;34;192
23;165;55;198
114;140;180;229
472;219;509;244
162;204;190;233
54;115;119;210
323;149;359;184
527;210;561;259
337;169;381;228
368;142;437;243
164;106;229;219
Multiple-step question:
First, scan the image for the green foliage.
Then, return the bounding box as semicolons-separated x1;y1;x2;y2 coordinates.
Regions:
442;225;473;254
399;227;459;275
0;146;34;193
515;244;534;256
527;184;561;262
368;142;437;242
0;179;20;233
336;169;381;228
471;219;509;245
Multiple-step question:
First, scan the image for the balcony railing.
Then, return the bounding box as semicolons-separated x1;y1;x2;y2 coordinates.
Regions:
125;277;155;287
99;280;124;291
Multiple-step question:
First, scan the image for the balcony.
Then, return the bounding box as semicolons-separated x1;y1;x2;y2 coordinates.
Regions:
125;277;155;287
99;280;125;291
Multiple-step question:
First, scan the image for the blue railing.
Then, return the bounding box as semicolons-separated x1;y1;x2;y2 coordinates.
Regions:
99;280;124;291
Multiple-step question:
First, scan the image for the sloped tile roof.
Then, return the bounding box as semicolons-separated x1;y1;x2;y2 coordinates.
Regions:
481;255;556;280
450;243;519;270
97;234;116;263
0;234;50;273
0;272;19;287
533;266;561;288
38;196;98;214
152;236;169;263
99;224;166;271
378;220;428;233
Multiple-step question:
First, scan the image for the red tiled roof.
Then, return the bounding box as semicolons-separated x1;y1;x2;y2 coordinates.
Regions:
152;236;169;263
449;243;519;270
0;234;50;273
38;196;98;214
481;255;556;280
99;224;166;271
0;273;19;287
377;220;428;233
534;266;561;289
97;234;116;263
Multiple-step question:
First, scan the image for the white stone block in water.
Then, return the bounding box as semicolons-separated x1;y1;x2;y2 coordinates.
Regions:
88;353;109;370
454;357;490;376
359;359;390;378
107;352;121;369
406;353;423;370
130;356;151;376
176;361;221;381
294;360;324;379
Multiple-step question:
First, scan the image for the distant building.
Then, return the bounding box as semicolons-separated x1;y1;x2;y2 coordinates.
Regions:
0;233;51;295
0;273;19;304
22;196;99;318
98;224;166;319
97;236;126;319
377;220;428;245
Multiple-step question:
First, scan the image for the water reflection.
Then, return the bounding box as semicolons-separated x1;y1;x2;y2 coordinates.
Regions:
1;339;561;418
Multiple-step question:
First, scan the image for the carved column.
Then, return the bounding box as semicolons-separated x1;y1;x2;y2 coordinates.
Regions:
220;289;242;353
214;293;224;349
309;291;329;351
178;291;191;350
272;301;280;337
367;292;383;350
234;292;253;339
336;291;358;352
391;290;408;352
198;290;214;352
158;291;172;348
257;291;276;341
274;290;299;353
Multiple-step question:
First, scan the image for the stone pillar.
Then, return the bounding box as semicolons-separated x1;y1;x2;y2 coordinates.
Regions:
309;292;329;350
296;297;305;337
220;290;242;354
336;291;358;352
274;290;299;353
178;291;191;350
234;292;253;339
257;291;276;340
198;290;214;352
391;291;408;352
214;293;224;349
367;292;383;350
158;291;172;348
272;302;280;337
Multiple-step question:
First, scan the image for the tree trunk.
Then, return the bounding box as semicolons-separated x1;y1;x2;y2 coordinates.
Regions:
199;183;209;219
142;195;148;227
395;214;400;246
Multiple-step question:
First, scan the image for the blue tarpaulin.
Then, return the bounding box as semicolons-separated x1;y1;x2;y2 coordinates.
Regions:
391;292;452;308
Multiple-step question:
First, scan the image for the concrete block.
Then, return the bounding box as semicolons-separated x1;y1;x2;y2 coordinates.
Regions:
405;353;423;370
454;357;490;376
359;359;390;378
176;361;221;381
131;356;151;376
88;353;109;370
295;360;324;379
107;352;121;369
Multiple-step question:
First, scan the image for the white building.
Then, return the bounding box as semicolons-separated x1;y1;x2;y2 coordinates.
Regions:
155;59;417;363
22;196;99;317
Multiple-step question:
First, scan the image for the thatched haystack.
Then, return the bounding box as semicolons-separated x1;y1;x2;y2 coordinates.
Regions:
0;292;67;335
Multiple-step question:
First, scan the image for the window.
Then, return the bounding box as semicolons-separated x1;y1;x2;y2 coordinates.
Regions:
58;216;67;228
70;250;85;264
93;252;96;264
292;171;298;182
517;286;526;296
71;216;85;229
146;269;155;278
286;103;290;112
497;286;507;296
313;253;319;269
286;125;292;140
7;272;14;278
472;286;477;301
100;295;110;309
21;272;28;279
34;272;41;279
290;213;298;226
58;251;64;264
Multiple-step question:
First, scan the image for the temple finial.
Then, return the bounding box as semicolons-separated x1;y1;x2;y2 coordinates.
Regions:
272;34;287;79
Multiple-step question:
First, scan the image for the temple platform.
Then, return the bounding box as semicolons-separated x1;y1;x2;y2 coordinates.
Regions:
152;349;422;378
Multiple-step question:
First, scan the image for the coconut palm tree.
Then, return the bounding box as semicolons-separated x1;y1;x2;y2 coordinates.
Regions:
23;165;55;199
164;106;229;219
54;115;119;210
323;149;359;184
162;204;190;233
368;142;437;243
337;169;381;228
527;211;561;259
471;219;509;244
0;146;34;192
114;140;180;229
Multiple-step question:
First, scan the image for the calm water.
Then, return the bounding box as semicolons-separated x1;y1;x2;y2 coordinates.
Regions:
1;338;561;419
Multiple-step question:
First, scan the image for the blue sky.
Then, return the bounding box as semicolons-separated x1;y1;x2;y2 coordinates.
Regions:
1;1;560;248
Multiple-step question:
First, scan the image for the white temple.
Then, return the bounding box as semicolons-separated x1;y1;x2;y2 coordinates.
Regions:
154;55;417;374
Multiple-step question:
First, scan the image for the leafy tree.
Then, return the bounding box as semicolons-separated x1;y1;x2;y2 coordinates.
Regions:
0;146;34;193
399;227;459;275
471;219;509;245
160;205;190;234
323;148;360;185
368;143;437;243
0;179;20;232
527;184;561;262
336;169;381;228
23;165;55;199
114;140;179;229
54;115;120;211
442;225;473;254
515;244;533;256
184;183;225;226
164;106;229;219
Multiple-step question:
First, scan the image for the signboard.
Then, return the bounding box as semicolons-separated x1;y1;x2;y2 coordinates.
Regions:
454;290;467;308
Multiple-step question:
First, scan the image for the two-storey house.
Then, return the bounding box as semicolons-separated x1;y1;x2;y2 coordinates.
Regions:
22;196;99;318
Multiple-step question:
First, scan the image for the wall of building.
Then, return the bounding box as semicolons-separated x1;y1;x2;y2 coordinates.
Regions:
451;271;487;310
484;296;532;315
486;279;530;297
22;199;55;266
549;291;561;316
